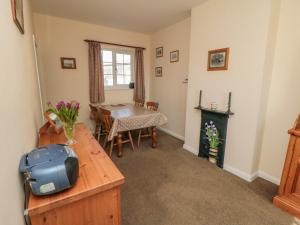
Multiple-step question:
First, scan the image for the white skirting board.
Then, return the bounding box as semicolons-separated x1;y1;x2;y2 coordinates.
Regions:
223;166;281;185
182;144;281;185
257;171;280;185
157;126;185;141
223;164;258;182
182;144;198;155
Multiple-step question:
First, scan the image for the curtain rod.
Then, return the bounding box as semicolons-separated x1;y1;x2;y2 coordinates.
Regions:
84;39;146;50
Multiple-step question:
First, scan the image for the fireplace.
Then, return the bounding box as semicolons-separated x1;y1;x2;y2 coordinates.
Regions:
195;91;234;168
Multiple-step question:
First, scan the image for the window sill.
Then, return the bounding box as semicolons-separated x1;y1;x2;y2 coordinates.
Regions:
105;87;134;91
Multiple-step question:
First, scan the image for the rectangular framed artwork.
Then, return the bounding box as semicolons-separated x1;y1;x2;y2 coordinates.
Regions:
207;48;230;71
156;47;163;58
155;67;162;77
170;50;179;63
61;57;77;69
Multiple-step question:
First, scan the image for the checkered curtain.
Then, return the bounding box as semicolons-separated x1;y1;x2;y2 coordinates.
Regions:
88;41;105;103
133;48;145;101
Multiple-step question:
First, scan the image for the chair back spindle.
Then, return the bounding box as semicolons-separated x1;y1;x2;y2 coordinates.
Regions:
135;100;145;107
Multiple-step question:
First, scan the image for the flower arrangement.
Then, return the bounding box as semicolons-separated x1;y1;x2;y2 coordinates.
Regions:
205;121;221;164
205;121;220;149
47;100;80;145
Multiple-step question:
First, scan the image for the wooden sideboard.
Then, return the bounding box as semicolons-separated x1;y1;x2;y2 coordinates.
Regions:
28;123;125;225
274;115;300;218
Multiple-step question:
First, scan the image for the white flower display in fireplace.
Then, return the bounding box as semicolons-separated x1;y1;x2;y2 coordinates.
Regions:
205;121;221;164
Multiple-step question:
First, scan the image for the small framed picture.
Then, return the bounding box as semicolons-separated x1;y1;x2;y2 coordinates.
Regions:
44;110;63;134
155;67;162;77
11;0;24;34
207;48;230;71
61;57;77;69
170;50;179;63
156;47;163;58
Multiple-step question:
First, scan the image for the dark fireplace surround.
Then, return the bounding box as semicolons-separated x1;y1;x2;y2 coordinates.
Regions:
195;91;234;168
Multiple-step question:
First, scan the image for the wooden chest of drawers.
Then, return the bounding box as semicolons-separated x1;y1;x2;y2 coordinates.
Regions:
28;123;124;225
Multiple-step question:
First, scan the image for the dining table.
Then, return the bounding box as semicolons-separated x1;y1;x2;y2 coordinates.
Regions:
100;103;168;157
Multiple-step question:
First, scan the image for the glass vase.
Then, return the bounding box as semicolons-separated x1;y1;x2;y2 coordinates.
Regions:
63;123;76;145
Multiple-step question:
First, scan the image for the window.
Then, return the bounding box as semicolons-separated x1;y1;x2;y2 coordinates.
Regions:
102;48;134;89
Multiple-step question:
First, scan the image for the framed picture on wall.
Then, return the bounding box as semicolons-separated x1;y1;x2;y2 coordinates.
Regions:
207;48;230;71
61;57;77;69
155;67;162;77
11;0;24;34
170;50;179;63
156;47;163;58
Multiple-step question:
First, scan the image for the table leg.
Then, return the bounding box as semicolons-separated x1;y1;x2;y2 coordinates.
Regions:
152;127;157;148
117;132;123;157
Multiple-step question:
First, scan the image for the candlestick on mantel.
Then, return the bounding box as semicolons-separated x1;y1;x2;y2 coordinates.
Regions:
198;90;202;107
227;92;232;113
194;90;234;116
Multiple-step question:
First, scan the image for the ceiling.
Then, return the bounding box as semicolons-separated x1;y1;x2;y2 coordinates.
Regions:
31;0;207;33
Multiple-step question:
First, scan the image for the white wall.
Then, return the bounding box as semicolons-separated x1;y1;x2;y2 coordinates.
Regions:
33;14;151;130
0;1;42;225
259;0;300;182
251;0;281;182
184;0;275;178
151;18;191;140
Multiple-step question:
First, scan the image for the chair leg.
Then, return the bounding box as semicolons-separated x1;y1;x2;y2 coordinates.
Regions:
137;129;142;148
100;123;105;134
109;138;114;158
103;134;108;148
128;131;134;151
97;124;101;142
152;127;157;148
94;124;99;138
117;133;123;157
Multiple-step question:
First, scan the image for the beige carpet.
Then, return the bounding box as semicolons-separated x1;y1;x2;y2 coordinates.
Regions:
110;131;295;225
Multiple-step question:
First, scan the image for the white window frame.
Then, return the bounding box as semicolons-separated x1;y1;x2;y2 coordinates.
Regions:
101;46;135;90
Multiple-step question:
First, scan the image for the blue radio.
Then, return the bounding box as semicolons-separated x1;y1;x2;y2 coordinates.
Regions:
19;144;79;196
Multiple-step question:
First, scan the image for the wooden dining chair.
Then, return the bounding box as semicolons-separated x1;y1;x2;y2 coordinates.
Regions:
135;99;145;107
100;108;134;157
137;101;159;148
89;104;105;142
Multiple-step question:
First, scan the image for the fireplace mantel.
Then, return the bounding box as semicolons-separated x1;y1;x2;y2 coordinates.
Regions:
194;106;234;116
